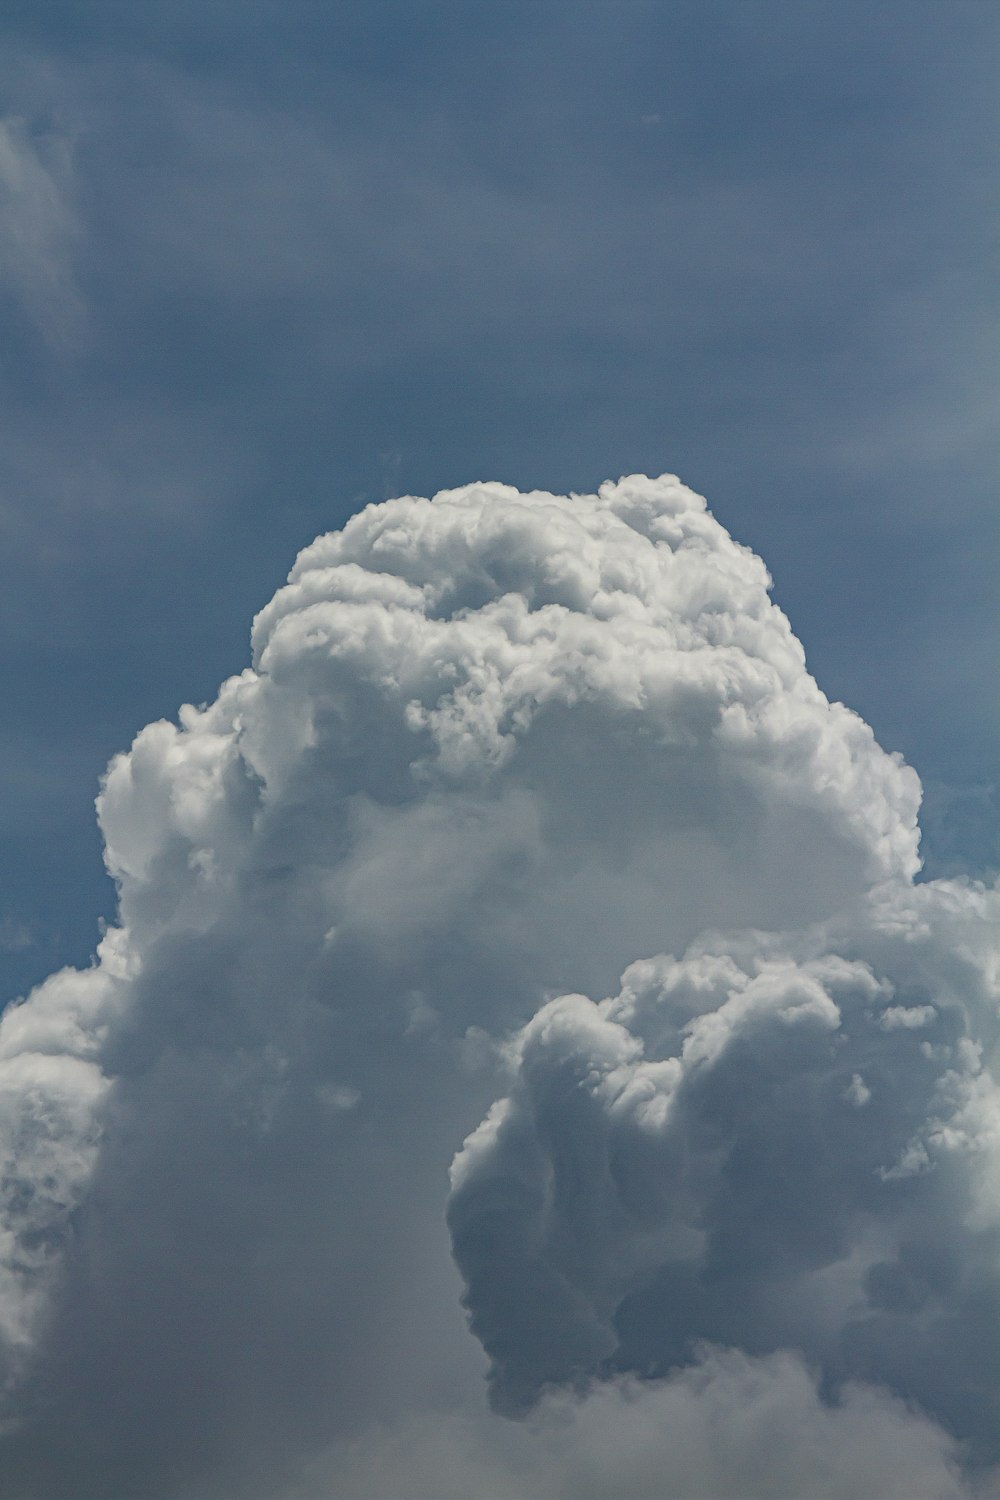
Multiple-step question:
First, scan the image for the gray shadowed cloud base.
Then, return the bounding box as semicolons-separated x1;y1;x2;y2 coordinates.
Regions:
0;476;995;1498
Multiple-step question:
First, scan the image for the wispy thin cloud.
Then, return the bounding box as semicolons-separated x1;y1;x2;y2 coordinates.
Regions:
0;116;83;349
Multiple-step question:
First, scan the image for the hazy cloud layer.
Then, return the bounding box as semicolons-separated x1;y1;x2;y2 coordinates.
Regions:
0;476;994;1497
289;1347;972;1500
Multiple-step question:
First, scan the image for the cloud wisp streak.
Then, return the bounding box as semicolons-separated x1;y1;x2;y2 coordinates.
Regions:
0;115;82;349
0;476;995;1497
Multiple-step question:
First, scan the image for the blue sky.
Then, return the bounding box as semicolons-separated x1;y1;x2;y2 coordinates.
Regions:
1;0;996;1002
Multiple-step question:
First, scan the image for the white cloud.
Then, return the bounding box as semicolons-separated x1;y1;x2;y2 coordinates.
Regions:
0;474;993;1496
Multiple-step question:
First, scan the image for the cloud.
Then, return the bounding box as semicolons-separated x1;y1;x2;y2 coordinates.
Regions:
448;880;1000;1458
0;920;33;956
289;1346;972;1500
0;474;993;1496
0;117;83;348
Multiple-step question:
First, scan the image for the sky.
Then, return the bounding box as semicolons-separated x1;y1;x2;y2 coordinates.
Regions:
0;5;997;1498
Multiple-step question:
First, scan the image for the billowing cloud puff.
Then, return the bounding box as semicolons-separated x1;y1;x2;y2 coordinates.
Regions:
448;882;1000;1450
0;476;993;1497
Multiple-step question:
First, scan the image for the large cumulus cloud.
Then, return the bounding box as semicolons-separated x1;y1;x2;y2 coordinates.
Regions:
0;475;993;1497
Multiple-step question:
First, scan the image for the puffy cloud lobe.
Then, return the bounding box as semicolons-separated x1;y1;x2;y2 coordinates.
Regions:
0;934;129;1356
252;478;920;880
448;880;1000;1456
0;474;987;1496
